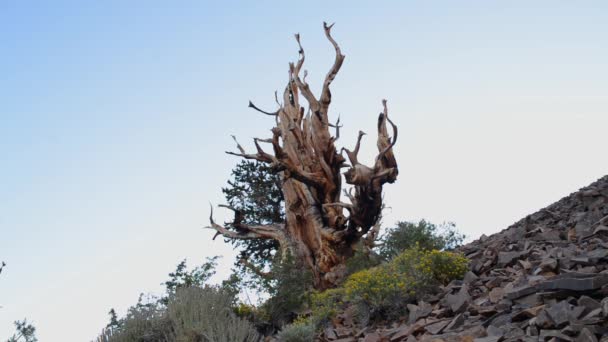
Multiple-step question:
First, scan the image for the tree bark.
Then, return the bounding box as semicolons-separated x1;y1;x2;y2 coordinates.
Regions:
208;23;398;290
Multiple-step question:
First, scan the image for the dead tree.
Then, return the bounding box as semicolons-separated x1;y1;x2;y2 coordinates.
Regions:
208;23;398;290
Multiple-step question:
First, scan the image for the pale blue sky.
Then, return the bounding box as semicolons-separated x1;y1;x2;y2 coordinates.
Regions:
1;1;607;341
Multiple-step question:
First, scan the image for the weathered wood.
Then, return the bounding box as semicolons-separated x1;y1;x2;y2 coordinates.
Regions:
207;23;399;289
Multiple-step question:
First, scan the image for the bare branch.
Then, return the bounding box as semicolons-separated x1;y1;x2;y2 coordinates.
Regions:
274;90;281;107
226;135;275;163
248;100;278;116
343;188;356;204
289;34;320;110
342;130;366;165
323;202;354;212
231;135;246;155
328;115;342;141
294;33;305;75
320;22;346;109
363;221;382;249
205;203;285;240
375;100;398;166
239;258;272;280
281;160;325;189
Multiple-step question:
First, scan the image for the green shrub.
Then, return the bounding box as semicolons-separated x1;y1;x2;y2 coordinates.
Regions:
344;243;382;276
234;302;256;320
276;321;316;342
7;319;38;342
343;264;411;319
96;287;260;342
379;220;465;260
339;247;468;321
167;286;259;342
309;288;344;326
95;295;173;342
258;253;313;328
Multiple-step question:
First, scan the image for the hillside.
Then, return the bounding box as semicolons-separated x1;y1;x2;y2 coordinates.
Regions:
319;175;608;341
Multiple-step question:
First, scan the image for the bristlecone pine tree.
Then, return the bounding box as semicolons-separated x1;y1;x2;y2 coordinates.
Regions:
208;23;398;290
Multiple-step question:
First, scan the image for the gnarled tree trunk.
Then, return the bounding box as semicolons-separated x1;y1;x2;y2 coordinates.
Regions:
208;23;398;290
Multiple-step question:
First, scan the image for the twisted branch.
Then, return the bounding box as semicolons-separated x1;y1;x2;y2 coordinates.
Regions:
206;204;285;241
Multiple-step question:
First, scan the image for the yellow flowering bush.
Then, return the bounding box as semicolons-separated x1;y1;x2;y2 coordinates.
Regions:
233;302;256;319
336;247;467;320
309;287;344;325
391;246;468;288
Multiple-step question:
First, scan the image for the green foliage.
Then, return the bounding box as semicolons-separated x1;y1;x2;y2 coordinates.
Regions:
105;308;122;332
309;288;344;326
222;160;284;279
234;302;257;320
308;247;468;323
100;294;171;342
345;244;382;276
96;288;259;342
258;253;314;328
163;256;219;294
97;257;261;342
275;320;316;342
157;256;222;306
344;247;468;320
6;319;37;342
378;220;465;260
167;287;260;342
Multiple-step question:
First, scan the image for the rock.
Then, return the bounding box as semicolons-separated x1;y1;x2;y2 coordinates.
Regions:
325;327;338;340
539;257;558;271
505;284;537;300
488;287;504;303
576;328;598;342
518;259;532;270
545;301;571;327
571;257;591;265
425;319;451;335
421;325;486;342
463;271;479;284
335;327;352;338
539;273;608;291
577;295;601;313
502;324;524;339
526;325;539;336
587;248;608;261
539;330;573;341
593;224;608;235
408;301;433;324
446;284;470;313
570;305;586;320
473;337;502;342
391;323;423;342
485;325;501;337
582;307;602;320
484;277;503;289
534;310;554;329
564;324;608;336
511;305;544;321
444;313;465;332
602;297;608;316
513;293;541;307
363;332;381;342
497;251;526;267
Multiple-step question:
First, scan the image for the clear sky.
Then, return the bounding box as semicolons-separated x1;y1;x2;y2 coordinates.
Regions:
1;1;607;340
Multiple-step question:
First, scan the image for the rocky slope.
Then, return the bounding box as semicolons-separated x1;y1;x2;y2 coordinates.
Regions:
321;175;608;342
